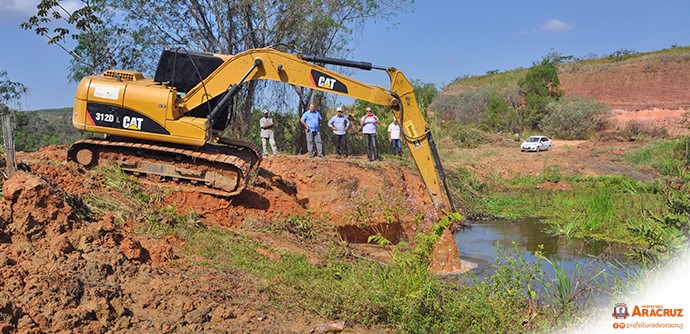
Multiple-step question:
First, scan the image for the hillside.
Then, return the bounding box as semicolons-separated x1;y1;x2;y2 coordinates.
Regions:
441;47;690;135
559;48;690;110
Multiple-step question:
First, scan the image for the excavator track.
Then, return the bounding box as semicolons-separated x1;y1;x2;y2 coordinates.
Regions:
67;137;262;197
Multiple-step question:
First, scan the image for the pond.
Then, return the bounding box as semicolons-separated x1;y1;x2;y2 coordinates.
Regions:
454;217;636;281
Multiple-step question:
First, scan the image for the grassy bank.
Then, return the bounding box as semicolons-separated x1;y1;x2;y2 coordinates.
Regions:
456;136;689;264
79;166;592;333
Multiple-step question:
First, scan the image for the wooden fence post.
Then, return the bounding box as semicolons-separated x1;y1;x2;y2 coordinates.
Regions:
1;112;17;178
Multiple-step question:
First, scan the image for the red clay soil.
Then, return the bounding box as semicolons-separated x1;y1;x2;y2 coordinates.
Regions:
0;146;455;333
559;57;690;136
559;58;690;111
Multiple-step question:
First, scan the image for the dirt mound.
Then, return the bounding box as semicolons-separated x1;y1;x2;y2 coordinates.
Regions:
609;108;690;136
1;147;454;332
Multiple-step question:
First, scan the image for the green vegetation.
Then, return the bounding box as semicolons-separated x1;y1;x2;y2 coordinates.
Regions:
561;45;690;72
518;51;567;130
450;46;690;90
627;185;690;264
625;136;690;178
13;109;89;151
0;108;89;152
456;137;690;264
10;42;689;332
438;46;690;140
0;70;27;109
76;169;619;332
136;210;584;333
541;97;610;140
472;174;666;242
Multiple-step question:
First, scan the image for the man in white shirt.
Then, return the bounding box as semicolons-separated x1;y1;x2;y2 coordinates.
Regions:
259;110;278;156
388;117;402;156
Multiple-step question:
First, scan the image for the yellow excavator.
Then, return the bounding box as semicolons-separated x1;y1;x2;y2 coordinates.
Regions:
68;47;454;211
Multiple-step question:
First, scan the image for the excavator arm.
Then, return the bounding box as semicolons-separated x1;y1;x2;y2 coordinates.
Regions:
180;48;454;211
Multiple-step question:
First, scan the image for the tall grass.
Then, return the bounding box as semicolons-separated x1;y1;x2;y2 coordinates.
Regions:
470;175;666;244
161;224;564;333
582;187;615;232
625;137;690;178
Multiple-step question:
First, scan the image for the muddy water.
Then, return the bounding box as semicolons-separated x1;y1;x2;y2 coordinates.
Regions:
454;218;634;281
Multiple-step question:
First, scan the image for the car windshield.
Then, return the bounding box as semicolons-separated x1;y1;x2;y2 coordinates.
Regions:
526;137;540;142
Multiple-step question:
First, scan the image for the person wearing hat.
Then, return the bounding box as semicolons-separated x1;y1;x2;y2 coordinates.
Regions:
360;107;380;161
388;117;402;157
327;106;350;158
259;109;278;157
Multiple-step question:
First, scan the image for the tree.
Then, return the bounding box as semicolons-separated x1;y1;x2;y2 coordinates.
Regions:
0;70;28;110
518;50;569;129
481;97;515;133
117;0;410;143
0;71;28;177
412;80;438;116
21;0;157;82
23;0;411;151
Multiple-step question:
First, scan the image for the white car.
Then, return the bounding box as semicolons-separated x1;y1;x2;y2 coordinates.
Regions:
520;136;552;152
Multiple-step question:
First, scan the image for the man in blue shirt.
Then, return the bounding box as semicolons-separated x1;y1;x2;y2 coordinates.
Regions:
327;106;350;158
300;103;324;158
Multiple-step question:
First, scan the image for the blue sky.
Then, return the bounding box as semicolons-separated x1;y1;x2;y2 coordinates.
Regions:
1;0;689;110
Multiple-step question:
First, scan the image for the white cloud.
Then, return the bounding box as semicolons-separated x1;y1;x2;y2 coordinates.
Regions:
0;0;84;22
540;19;575;32
0;0;40;21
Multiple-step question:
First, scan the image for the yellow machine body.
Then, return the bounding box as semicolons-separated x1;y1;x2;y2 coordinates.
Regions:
72;70;210;147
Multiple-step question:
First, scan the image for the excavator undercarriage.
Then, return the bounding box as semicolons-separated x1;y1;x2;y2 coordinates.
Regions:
67;137;261;197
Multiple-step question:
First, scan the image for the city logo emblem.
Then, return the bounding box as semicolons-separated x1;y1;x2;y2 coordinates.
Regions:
612;303;630;319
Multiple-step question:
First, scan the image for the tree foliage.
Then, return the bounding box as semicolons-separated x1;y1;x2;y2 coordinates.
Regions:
540;97;610;140
517;51;569;130
10;111;89;152
412;80;439;115
117;0;410;139
480;97;517;133
21;0;157;82
0;70;28;112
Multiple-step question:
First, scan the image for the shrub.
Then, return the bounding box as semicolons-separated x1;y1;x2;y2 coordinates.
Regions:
429;85;500;125
481;97;518;133
5;109;89;151
617;121;669;141
625;136;689;177
540;96;610;139
518;52;565;130
432;120;490;149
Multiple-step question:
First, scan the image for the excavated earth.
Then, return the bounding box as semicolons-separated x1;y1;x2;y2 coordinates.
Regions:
0;147;456;333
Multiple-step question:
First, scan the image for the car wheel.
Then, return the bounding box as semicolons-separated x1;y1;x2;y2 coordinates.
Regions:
547;145;552;150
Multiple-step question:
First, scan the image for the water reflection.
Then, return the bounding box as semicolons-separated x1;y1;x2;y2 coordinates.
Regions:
454;217;633;280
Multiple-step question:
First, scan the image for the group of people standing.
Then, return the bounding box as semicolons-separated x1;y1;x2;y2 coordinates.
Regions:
260;103;403;160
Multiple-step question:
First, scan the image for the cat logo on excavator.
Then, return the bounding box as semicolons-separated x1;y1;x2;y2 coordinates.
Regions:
122;116;143;130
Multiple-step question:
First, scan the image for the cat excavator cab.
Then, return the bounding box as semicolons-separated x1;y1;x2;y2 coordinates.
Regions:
68;47;454;210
